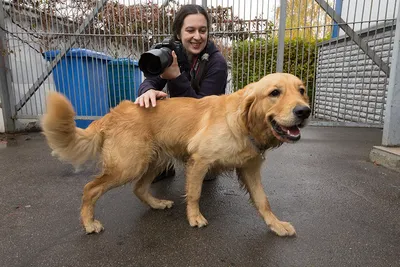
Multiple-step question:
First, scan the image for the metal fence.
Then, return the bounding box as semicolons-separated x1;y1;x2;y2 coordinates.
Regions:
0;0;398;132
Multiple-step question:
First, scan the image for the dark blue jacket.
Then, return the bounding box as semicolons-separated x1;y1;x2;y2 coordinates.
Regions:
138;41;228;98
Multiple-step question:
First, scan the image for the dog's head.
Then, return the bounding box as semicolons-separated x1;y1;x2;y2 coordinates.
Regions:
240;73;310;144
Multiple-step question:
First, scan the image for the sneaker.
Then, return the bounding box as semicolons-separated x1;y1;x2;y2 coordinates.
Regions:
152;166;175;183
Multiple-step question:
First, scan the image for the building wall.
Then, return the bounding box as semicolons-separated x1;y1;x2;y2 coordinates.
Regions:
314;23;395;125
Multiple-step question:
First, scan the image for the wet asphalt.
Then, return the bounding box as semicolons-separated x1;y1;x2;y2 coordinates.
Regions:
0;126;399;267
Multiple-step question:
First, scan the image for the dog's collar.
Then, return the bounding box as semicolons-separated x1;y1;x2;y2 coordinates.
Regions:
248;135;267;160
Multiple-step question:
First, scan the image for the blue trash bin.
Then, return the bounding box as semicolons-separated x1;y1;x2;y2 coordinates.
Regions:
107;58;142;108
43;48;113;128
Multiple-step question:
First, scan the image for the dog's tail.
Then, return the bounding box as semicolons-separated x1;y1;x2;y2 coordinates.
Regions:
42;92;103;166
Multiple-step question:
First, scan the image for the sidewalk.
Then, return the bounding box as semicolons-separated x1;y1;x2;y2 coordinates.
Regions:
0;126;399;267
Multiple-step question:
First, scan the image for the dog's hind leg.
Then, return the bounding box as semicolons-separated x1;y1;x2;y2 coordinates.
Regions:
237;157;296;237
134;164;174;209
80;156;150;234
80;173;122;234
79;134;156;234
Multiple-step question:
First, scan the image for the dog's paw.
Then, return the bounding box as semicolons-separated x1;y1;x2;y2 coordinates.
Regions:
150;199;174;209
84;220;104;234
188;213;208;228
270;220;296;237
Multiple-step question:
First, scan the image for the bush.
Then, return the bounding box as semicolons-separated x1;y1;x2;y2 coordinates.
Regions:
231;38;317;97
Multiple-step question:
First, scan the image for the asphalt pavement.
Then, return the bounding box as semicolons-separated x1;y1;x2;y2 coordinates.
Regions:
0;126;399;267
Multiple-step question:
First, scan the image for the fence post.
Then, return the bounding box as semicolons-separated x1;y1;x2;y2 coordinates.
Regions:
202;0;207;8
382;5;400;146
0;4;15;133
276;0;287;73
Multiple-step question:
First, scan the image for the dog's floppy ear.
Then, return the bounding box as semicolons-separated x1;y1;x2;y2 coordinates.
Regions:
240;85;257;131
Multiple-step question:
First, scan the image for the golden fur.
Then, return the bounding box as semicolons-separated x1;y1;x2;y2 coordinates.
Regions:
42;73;310;236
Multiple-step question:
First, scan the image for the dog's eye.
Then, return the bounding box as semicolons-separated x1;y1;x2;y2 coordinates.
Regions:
299;88;306;95
269;89;281;97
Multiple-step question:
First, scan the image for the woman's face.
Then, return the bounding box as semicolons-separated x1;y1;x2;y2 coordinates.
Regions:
178;13;208;57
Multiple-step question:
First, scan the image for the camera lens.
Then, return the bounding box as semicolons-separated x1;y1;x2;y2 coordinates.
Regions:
139;47;173;77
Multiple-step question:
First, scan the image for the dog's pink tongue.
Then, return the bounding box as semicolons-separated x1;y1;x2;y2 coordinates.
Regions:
281;125;300;136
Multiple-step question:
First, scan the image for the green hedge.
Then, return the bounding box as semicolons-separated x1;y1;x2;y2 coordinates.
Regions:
231;38;317;97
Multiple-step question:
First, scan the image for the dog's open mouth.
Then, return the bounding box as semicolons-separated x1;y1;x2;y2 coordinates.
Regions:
270;119;302;143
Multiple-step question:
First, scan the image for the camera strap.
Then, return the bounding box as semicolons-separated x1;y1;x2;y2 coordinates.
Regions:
190;54;209;93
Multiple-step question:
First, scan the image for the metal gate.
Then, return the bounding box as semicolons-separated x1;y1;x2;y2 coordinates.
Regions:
0;0;398;132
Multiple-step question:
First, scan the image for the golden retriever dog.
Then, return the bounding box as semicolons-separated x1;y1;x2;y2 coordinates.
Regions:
42;73;310;236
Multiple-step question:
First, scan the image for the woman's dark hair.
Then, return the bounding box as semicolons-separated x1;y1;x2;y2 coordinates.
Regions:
172;4;210;41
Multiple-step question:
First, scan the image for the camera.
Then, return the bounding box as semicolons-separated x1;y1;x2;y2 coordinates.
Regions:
138;38;184;77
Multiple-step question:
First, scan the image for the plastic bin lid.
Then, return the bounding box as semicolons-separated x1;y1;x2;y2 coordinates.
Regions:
108;58;139;66
43;48;113;61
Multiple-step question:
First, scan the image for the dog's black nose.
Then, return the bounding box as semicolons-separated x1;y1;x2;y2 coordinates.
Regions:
293;105;311;120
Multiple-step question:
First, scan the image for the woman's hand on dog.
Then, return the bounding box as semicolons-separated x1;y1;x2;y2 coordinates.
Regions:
135;89;168;108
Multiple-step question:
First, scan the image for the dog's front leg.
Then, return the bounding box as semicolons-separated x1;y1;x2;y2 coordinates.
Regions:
237;157;296;237
185;155;209;228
